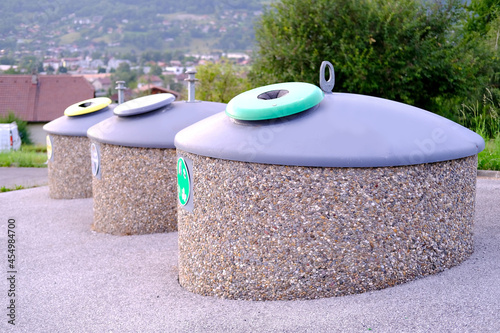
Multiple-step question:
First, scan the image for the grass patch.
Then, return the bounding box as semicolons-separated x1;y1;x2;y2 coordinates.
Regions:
189;38;220;53
60;32;81;44
456;89;500;171
478;134;500;171
92;35;113;44
1;185;25;192
20;144;47;153
0;145;47;168
160;13;211;21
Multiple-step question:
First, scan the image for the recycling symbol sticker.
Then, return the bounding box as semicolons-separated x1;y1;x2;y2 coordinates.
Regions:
177;157;190;206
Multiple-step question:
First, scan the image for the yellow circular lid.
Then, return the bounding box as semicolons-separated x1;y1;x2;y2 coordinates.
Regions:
64;97;112;117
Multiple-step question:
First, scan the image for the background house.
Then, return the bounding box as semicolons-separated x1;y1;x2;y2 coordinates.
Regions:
82;74;113;97
42;58;61;71
92;77;112;96
137;75;163;88
0;74;94;145
134;84;182;100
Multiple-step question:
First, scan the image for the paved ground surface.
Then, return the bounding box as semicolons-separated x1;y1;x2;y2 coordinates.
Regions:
0;172;499;332
0;167;48;189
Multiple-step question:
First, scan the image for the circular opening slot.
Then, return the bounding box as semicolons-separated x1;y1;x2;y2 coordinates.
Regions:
78;102;92;108
257;89;289;100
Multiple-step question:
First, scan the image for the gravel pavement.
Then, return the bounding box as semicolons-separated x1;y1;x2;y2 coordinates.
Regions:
0;177;499;332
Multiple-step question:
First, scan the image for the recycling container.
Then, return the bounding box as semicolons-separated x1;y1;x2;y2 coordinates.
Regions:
43;97;114;199
174;61;485;301
87;93;225;235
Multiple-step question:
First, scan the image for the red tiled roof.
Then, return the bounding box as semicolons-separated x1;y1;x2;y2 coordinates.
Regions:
0;75;94;122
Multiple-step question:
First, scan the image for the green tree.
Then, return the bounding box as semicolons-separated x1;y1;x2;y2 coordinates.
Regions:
111;62;138;88
46;65;55;74
195;59;251;103
163;74;185;94
19;55;39;72
465;0;500;35
141;51;163;63
0;111;32;145
91;51;102;60
456;9;500;138
150;64;163;76
465;0;500;80
3;67;20;74
0;56;15;65
250;0;470;111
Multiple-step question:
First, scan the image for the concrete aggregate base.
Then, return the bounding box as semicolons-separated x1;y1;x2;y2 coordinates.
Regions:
177;151;478;300
92;143;177;235
48;134;92;199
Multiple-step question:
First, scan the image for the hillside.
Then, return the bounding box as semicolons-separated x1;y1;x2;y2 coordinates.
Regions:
0;0;270;57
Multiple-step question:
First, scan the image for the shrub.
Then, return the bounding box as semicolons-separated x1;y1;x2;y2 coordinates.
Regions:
250;0;471;111
0;111;32;145
458;88;500;139
195;59;251;103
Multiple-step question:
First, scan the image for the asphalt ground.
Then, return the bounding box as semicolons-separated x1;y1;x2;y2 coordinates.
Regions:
0;169;499;332
0;167;48;189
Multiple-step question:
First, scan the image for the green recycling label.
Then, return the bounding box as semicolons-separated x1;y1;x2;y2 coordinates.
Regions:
177;157;190;206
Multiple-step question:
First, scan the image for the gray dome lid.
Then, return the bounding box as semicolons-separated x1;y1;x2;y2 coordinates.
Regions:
43;105;115;137
113;93;176;116
174;92;485;167
87;100;226;148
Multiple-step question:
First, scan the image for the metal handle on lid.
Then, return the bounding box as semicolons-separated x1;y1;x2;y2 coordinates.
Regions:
319;61;335;93
116;81;126;104
185;70;200;103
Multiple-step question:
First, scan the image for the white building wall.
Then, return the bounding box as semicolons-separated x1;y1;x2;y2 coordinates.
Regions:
28;123;49;146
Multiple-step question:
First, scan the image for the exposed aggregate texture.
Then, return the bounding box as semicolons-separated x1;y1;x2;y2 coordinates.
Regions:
92;142;177;235
177;151;478;301
48;134;93;199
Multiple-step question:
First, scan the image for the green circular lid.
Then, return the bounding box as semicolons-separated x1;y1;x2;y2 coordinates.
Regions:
225;82;324;120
